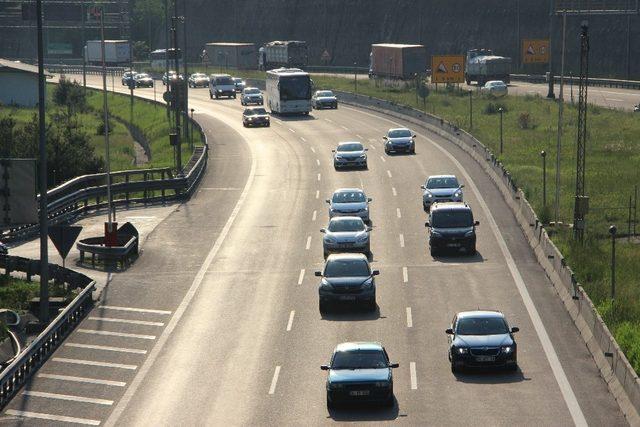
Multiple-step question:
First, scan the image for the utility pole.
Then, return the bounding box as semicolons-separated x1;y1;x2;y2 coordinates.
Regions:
547;0;555;98
36;0;49;324
469;90;473;130
573;21;590;241
164;0;170;121
182;0;189;145
554;10;567;224
81;0;87;92
100;7;114;241
171;1;183;176
128;9;134;126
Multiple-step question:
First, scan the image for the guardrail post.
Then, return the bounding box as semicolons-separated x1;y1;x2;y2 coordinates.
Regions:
125;172;130;206
161;170;166;203
143;172;148;205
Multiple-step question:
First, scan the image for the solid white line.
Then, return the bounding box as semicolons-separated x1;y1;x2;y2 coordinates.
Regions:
305;236;312;250
38;373;126;387
300;136;307;142
317;173;321;181
106;143;259;427
315;190;320;199
88;317;164;327
379;156;386;163
387;170;392;178
53;357;137;370
269;366;281;394
66;343;147;355
286;311;295;331
310;147;316;153
392;187;397;196
399;233;405;248
316;159;320;166
22;391;113;406
312;210;317;221
77;329;156;340
605;98;624;102
99;306;171;315
4;410;100;426
410;362;418;390
288;128;296;133
396;208;401;218
402;266;408;283
406;307;413;328
298;269;305;285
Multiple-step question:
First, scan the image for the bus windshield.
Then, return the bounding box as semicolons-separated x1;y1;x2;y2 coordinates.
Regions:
280;76;311;101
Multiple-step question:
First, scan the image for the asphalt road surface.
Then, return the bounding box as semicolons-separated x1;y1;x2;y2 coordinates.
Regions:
1;76;629;426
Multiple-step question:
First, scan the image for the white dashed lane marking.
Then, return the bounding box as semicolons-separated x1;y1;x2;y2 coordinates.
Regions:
268;366;281;395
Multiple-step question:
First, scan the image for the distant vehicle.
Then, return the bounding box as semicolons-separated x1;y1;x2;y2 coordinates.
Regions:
149;48;182;69
85;40;130;66
332;142;368;169
121;70;136;86
162;71;183;86
232;77;246;92
321;342;398;408
0;241;8;255
209;74;236;99
188;73;209;88
242;107;270;127
259;40;308;70
266;68;312;114
465;49;511;86
316;254;379;312
326;188;372;223
369;43;426;79
312;90;338;109
425;202;479;256
204;42;257;69
446;310;519;373
421;174;464;211
481;80;508;97
383;128;416;154
240;87;264;106
634;103;640;112
134;73;154;88
321;216;371;258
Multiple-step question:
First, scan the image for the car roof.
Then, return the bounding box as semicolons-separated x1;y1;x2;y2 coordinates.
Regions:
244;107;266;112
326;253;368;262
329;216;364;223
212;74;231;78
457;310;504;319
335;342;383;352
431;202;470;212
427;174;457;180
487;80;505;85
388;127;411;132
333;187;364;194
243;87;260;91
337;141;363;147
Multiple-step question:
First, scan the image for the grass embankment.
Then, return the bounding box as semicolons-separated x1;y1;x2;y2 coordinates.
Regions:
228;70;640;371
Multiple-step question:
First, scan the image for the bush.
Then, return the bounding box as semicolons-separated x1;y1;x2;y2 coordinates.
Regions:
518;112;535;129
615;321;640;373
483;102;507;115
96;116;114;135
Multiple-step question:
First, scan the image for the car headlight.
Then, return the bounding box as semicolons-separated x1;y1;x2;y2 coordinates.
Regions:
335;155;343;160
247;117;254;121
329;382;343;390
454;191;462;198
359;154;367;159
457;347;469;354
431;231;443;238
324;236;337;244
502;346;513;354
425;193;433;198
464;230;475;237
362;280;373;290
374;381;389;388
356;234;368;242
319;281;332;292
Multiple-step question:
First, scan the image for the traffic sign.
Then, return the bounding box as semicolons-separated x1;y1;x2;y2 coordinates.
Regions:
48;225;83;263
522;39;550;64
431;55;465;84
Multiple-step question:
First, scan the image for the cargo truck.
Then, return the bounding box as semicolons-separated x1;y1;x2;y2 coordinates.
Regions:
258;41;308;70
369;44;427;80
84;40;130;66
465;49;511;86
205;42;257;70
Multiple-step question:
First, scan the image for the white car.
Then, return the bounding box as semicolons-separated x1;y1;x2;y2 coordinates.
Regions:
312;90;338;109
240;87;264;105
421;175;464;211
481;80;508;97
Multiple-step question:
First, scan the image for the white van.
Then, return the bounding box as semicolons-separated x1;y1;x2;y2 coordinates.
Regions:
209;74;236;99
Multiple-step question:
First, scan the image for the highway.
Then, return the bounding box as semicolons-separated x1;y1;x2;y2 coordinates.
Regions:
1;76;628;426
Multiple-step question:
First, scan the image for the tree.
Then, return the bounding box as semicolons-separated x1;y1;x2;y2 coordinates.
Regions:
52;77;87;118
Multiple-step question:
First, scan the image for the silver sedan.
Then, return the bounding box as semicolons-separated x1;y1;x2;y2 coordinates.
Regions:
327;188;372;223
333;142;368;169
321;216;371;258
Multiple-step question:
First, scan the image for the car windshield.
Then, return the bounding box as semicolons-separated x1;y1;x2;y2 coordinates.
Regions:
456;317;509;335
233;78;243;83
135;74;150;79
324;259;370;277
245;88;260;94
426;177;459;189
337;143;363;152
328;219;365;232
388;129;411;138
280;75;311;101
332;350;387;369
192;73;206;78
216;76;233;85
245;108;267;116
317;91;334;97
431;210;473;228
332;191;365;203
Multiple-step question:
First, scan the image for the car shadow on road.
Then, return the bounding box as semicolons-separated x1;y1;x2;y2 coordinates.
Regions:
334;167;369;173
273;114;317;121
327;398;400;421
321;306;382;321
432;251;486;264
453;367;529;384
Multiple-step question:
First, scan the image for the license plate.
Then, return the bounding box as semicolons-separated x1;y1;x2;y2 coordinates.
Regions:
476;355;495;362
447;243;461;247
340;295;356;301
337;243;352;248
349;390;370;396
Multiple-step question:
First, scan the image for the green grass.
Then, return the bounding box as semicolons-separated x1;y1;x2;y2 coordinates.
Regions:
0;276;72;313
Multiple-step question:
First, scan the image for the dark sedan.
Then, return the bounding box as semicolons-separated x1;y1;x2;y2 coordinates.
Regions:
242;107;270;127
316;253;378;313
134;73;154;88
322;342;398;408
447;310;519;373
383;127;415;154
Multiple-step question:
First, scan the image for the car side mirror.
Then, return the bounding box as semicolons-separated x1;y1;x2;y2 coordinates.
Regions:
331;149;335;152
445;328;454;335
365;148;369;151
372;270;380;276
460;184;465;188
367;227;372;232
474;220;480;226
412;134;417;138
383;136;388;140
325;199;330;203
314;271;322;277
511;327;519;333
425;222;431;227
389;363;399;369
320;365;330;370
367;198;372;202
320;228;326;233
420;185;426;190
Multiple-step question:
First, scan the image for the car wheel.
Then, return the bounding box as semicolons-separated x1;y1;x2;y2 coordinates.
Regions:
384;147;390;154
430;246;438;257
366;299;376;312
215;94;219;99
507;363;518;372
243;122;247;127
410;147;416;154
326;394;335;410
323;250;328;259
468;244;476;255
209;92;213;99
334;104;338;109
233;94;237;99
451;363;459;374
319;300;329;314
385;395;394;407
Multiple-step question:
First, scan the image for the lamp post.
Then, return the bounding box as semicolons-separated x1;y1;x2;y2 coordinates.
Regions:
469;90;473;130
609;225;617;300
190;108;194;149
541;150;547;209
354;62;358;95
499;107;504;154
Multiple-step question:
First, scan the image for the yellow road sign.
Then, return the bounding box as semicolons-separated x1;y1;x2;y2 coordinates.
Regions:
522;39;549;64
431;55;465;84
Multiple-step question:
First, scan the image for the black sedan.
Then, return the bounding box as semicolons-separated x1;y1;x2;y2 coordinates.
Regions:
134;73;154;88
316;253;378;312
242;107;270;128
321;342;398;408
446;310;519;373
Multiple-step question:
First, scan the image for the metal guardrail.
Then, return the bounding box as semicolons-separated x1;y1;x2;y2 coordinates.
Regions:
0;255;95;409
511;73;640;90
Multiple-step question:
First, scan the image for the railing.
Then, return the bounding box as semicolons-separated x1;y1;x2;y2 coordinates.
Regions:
511;73;640;90
0;255;95;409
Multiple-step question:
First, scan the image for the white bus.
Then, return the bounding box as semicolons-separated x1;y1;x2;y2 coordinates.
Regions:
266;68;312;115
150;48;182;70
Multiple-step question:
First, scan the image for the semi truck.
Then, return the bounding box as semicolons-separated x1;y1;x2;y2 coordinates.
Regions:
465;49;511;86
258;41;308;70
369;44;426;80
84;40;130;66
205;42;256;69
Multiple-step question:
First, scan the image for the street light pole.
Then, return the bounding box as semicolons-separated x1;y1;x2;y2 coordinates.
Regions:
499;107;504;154
609;225;617;300
354;62;358;95
171;2;182;176
99;7;114;239
469;90;473;130
541;150;547;209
